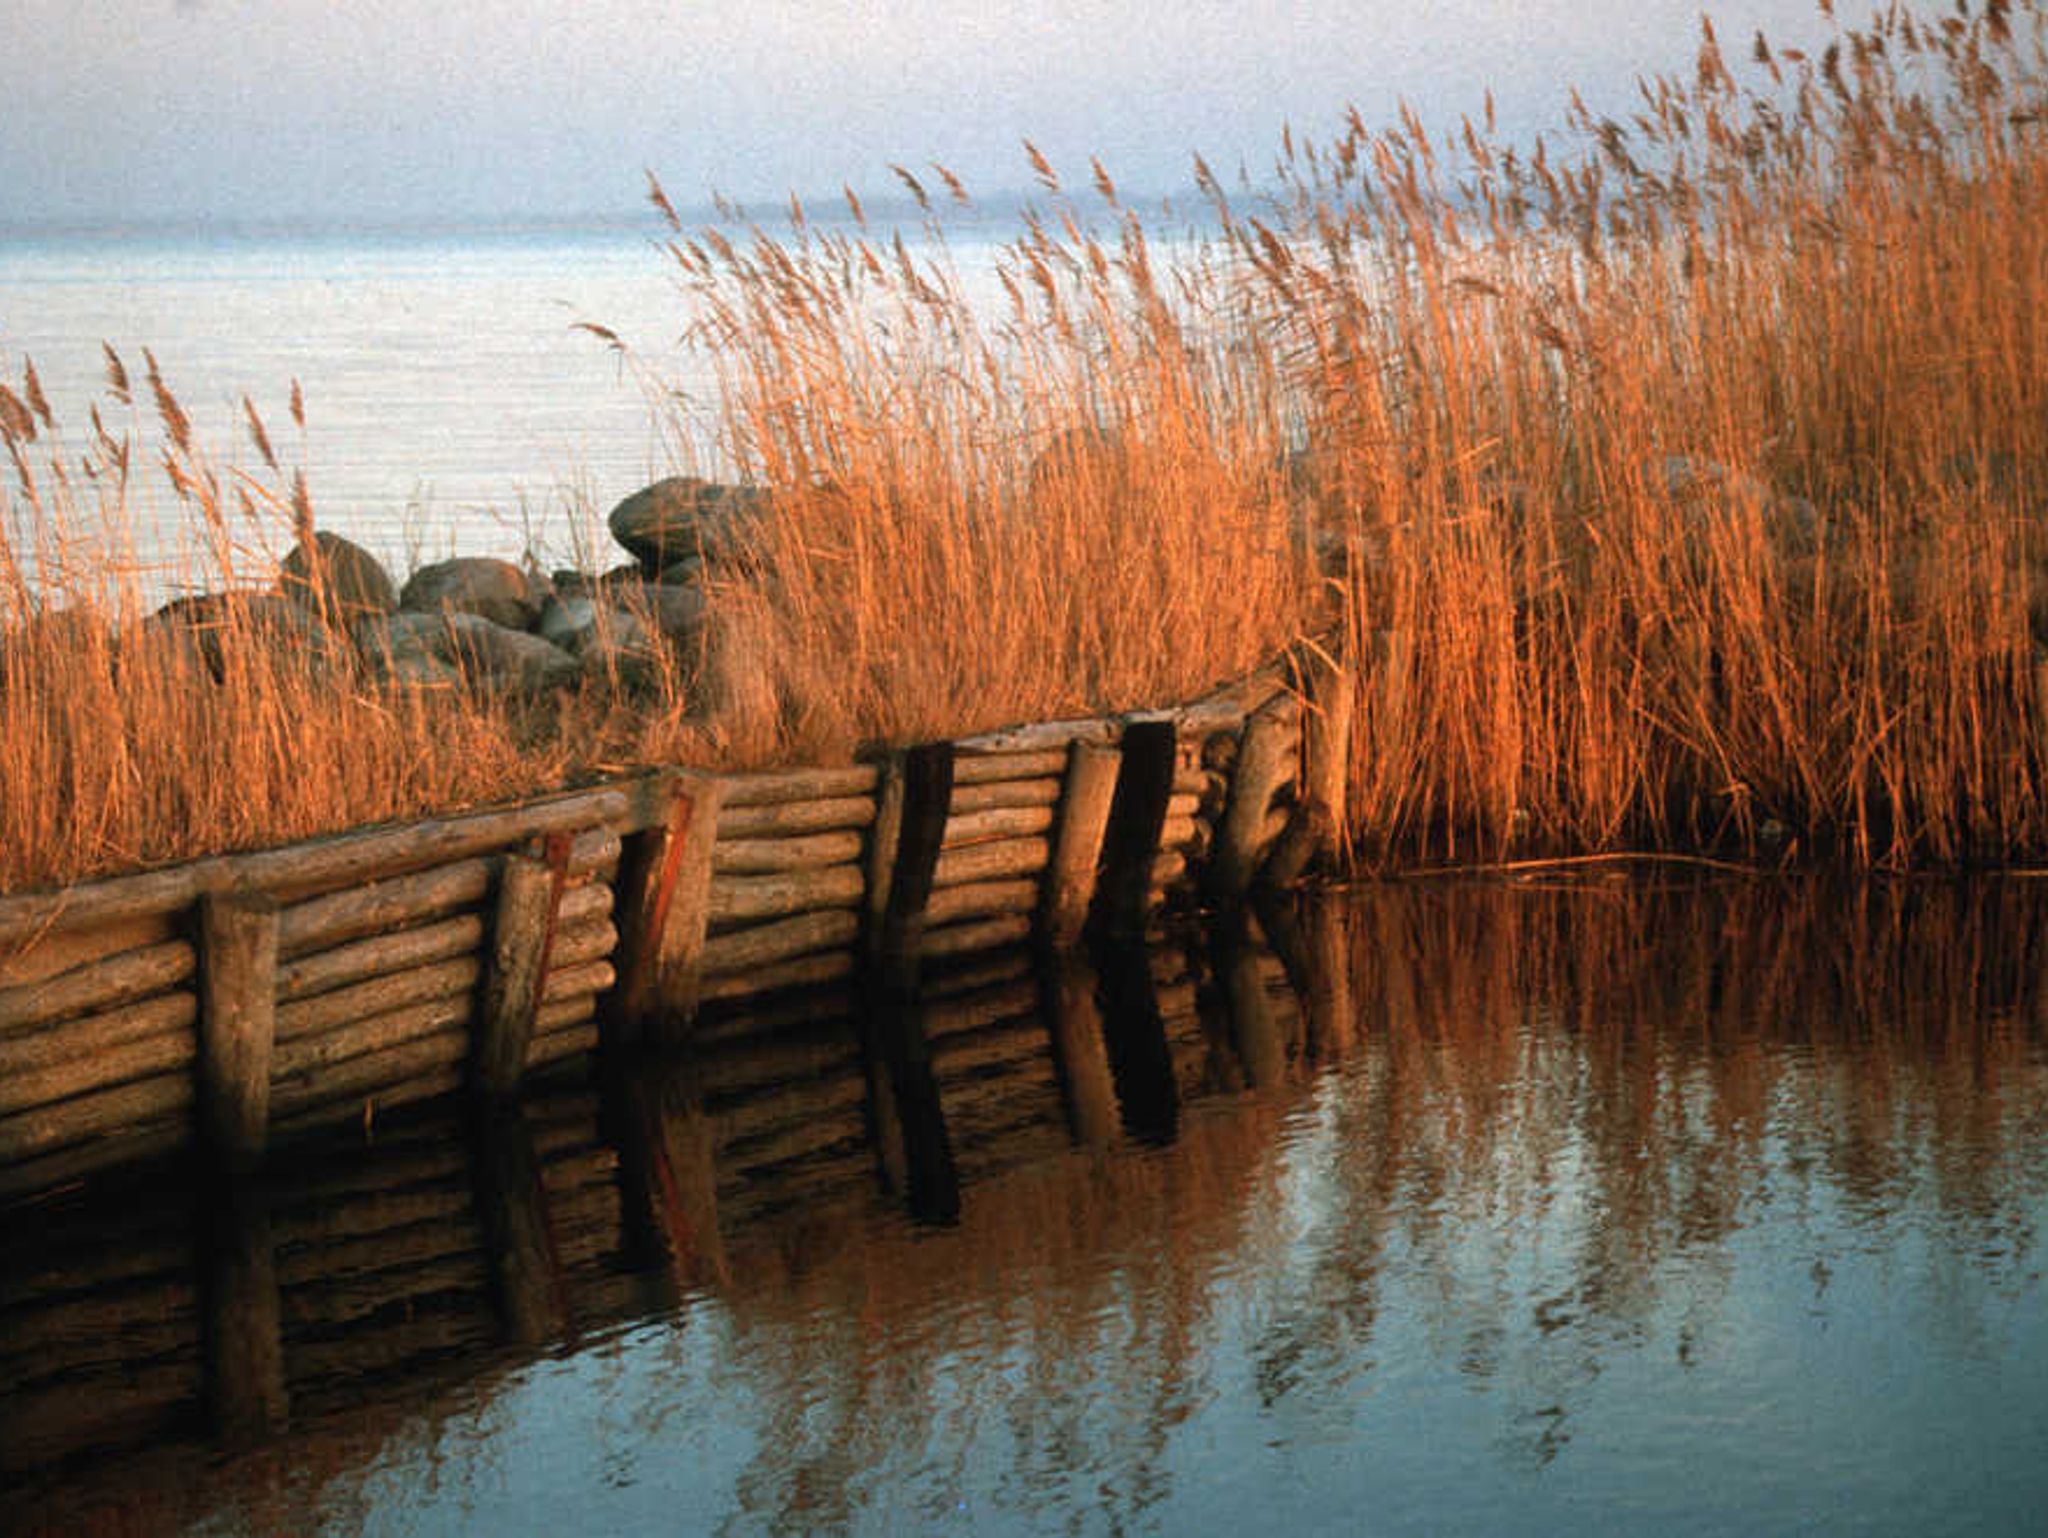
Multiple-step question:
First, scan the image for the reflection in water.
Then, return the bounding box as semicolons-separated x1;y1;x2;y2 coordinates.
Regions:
4;877;2047;1535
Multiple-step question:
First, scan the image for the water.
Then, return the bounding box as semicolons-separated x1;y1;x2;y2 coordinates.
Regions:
4;877;2046;1535
0;222;717;579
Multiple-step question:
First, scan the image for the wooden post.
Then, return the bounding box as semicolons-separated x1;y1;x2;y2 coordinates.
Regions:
1040;951;1118;1150
473;838;570;1098
1042;740;1121;947
1091;935;1179;1146
1090;720;1177;942
203;1176;287;1442
1208;693;1301;901
868;743;955;995
1212;906;1287;1089
861;997;959;1225
604;774;722;1050
198;891;279;1166
469;1102;571;1344
610;1058;728;1294
1261;653;1356;888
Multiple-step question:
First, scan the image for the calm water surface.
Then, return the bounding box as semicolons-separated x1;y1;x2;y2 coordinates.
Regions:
4;877;2045;1535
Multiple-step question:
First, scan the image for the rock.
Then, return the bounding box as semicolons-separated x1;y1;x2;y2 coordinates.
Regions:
280;531;398;623
607;477;765;572
144;590;345;683
399;557;544;631
536;595;658;655
356;611;579;694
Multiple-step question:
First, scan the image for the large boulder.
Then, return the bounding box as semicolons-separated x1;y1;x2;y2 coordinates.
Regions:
399;557;545;631
607;477;765;573
143;589;345;684
356;610;579;695
280;531;398;624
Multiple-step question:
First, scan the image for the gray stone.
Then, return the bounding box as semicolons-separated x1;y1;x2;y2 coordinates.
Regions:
357;610;579;694
399;557;544;631
280;530;397;623
536;595;658;658
607;476;765;572
144;589;345;683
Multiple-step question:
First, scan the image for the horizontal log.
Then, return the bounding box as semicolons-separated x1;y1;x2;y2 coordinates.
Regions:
280;1256;493;1331
558;881;613;926
272;995;472;1083
277;859;491;958
942;804;1057;847
0;1122;193;1202
0;1071;194;1163
698;909;861;977
1164;791;1203;824
526;1020;600;1068
275;959;481;1044
693;988;858;1042
696;951;856;1005
1159;815;1205;853
540;958;615;1002
269;1182;472;1246
920;914;1033;960
269;1032;470;1122
932;836;1050;889
948;777;1062;814
0;940;197;1036
1172;766;1226;801
951;747;1075;785
921;947;1036;999
707;865;867;926
715;797;876;841
955;717;1120;756
0;1025;197;1120
0;786;629;946
533;995;601;1038
276;915;485;1004
275;1223;486;1292
562;828;621;877
0;991;197;1078
922;978;1041;1040
285;1309;496;1386
693;1031;865;1099
720;764;879;807
712;831;867;875
545;919;618;975
925;878;1040;928
0;913;179;992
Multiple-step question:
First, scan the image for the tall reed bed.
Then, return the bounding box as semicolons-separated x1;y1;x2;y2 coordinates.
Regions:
6;0;2048;894
1221;0;2048;865
0;360;675;894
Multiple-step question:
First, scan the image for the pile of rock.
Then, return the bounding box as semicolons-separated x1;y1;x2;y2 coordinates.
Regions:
141;475;757;701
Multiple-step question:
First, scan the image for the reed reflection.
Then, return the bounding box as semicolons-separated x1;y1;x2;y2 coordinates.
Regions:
1;877;2043;1535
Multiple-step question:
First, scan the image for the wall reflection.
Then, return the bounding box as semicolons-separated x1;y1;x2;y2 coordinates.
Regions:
4;877;2045;1533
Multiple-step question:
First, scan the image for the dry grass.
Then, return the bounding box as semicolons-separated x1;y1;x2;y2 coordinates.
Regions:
7;0;2048;893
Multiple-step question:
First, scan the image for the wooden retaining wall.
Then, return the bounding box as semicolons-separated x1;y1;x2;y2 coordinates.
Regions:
2;899;1340;1515
0;666;1348;1200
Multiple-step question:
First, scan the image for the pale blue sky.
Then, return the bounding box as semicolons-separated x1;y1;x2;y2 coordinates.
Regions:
0;1;1847;228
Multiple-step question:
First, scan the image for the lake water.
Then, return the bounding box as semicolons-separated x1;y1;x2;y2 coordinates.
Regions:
4;877;2046;1535
0;221;756;582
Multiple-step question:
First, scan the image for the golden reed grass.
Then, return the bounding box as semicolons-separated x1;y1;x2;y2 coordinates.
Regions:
5;0;2048;893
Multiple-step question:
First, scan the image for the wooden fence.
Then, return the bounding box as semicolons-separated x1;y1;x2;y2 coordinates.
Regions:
0;662;1351;1202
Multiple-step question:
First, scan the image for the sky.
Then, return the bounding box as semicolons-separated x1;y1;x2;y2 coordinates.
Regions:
0;1;1851;229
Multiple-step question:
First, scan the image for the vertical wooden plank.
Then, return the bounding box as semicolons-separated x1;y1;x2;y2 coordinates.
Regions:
865;753;909;939
1213;907;1287;1089
204;1177;287;1442
1208;693;1301;901
1091;720;1177;941
868;742;955;995
861;997;959;1226
1040;951;1119;1150
474;844;569;1097
1091;935;1179;1146
610;1059;728;1293
199;890;278;1166
1261;654;1357;888
1042;740;1121;947
605;773;723;1050
469;1103;571;1344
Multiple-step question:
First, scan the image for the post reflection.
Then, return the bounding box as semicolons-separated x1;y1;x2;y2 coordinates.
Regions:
2;877;2045;1535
